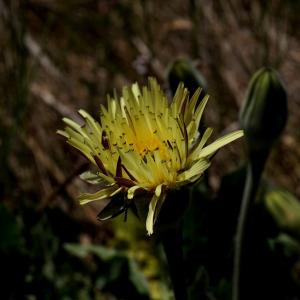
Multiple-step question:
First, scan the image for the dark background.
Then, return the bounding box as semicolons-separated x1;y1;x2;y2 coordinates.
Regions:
1;1;300;299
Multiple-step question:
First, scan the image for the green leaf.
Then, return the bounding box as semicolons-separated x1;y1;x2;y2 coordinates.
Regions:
64;243;150;297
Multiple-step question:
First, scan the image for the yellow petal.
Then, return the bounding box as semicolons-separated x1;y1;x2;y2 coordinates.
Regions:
78;109;102;137
78;186;122;205
127;185;145;199
184;87;202;124
177;159;210;182
198;130;244;158
189;127;213;162
146;184;165;235
187;95;209;141
66;139;95;164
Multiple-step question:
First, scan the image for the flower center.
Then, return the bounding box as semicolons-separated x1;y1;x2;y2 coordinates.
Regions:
134;133;165;156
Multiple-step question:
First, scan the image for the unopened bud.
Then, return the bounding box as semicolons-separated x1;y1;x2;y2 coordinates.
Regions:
239;67;287;152
167;58;207;96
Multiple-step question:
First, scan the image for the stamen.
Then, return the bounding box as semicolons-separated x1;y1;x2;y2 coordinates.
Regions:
101;130;110;150
167;140;173;150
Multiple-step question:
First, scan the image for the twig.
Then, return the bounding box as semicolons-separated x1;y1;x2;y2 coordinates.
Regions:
38;161;89;212
24;33;63;80
30;82;79;120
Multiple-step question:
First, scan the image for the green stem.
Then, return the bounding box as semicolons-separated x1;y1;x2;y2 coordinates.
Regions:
161;223;188;300
232;151;268;300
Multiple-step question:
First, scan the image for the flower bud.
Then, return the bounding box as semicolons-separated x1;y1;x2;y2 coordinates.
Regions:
265;190;300;239
239;67;287;152
167;58;207;96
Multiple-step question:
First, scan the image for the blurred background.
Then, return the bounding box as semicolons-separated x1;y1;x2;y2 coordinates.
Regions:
1;1;300;299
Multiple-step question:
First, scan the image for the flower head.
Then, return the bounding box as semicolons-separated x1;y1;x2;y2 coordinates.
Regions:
57;78;243;234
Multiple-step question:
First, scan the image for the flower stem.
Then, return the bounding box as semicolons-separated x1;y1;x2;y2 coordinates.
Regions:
161;223;188;300
232;151;268;300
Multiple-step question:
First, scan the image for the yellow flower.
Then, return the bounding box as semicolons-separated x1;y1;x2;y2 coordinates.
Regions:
57;78;243;235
